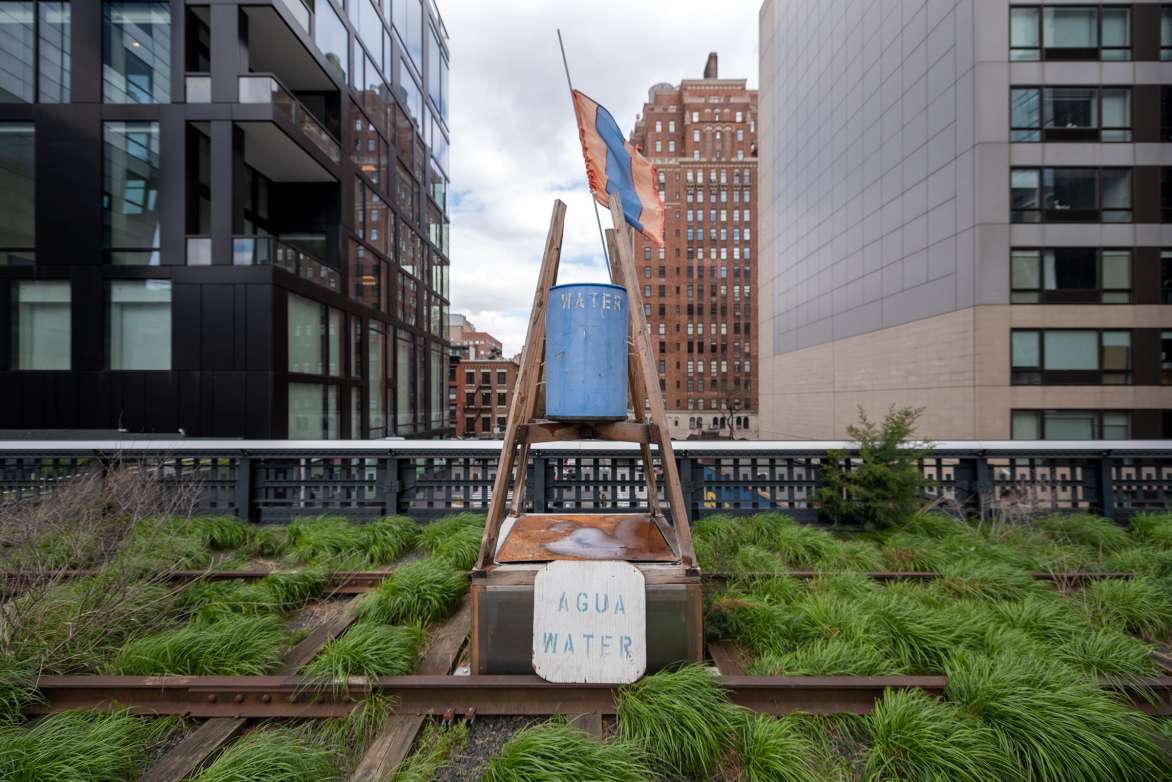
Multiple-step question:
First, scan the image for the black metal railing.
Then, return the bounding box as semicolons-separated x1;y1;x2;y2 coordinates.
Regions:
0;441;1168;523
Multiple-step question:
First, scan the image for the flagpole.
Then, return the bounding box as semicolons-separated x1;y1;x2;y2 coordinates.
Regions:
557;28;612;276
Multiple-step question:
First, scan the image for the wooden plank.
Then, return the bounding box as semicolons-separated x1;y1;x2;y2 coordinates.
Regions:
349;597;473;782
139;717;247;782
606;195;695;570
1153;651;1172;674
507;440;532;518
568;712;604;738
279;595;363;674
476;201;566;572
521;420;654;444
607;229;663;523
708;641;748;675
142;596;363;781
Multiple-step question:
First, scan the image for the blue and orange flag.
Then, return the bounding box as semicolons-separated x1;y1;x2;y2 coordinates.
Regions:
572;89;664;245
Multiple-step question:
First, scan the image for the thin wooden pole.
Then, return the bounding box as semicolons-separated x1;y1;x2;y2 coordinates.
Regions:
556;28;611;275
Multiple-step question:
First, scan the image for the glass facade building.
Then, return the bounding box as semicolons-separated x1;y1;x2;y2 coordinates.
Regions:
0;0;451;438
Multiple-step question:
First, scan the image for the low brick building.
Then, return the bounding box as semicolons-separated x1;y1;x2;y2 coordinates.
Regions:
449;356;519;438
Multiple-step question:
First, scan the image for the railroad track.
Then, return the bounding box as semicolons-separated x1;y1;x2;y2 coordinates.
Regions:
0;568;1138;595
28;669;1172;719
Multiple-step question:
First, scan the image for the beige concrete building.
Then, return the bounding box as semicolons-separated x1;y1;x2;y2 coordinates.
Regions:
758;0;1172;440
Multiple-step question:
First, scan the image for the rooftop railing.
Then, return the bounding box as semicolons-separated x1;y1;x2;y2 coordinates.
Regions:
233;235;340;293
238;74;341;164
0;440;1168;524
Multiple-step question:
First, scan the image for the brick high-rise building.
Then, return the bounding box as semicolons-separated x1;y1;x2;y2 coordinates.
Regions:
628;53;758;440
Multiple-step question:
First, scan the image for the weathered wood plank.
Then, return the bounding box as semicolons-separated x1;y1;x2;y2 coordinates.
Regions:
568;712;604;739
140;596;363;782
280;596;363;674
349;597;472;781
708;641;748;675
477;201;566;572
139;717;247;782
606;195;695;569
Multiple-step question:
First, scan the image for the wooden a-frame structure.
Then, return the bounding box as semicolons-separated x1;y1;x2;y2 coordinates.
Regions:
472;194;697;576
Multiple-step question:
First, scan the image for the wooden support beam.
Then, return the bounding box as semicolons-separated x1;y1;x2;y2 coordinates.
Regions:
139;717;247;782
607;228;669;544
476;201;566;573
521;420;656;444
350;597;473;781
605;195;695;570
141;595;364;782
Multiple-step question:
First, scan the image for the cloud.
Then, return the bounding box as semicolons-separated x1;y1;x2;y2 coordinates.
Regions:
443;0;759;354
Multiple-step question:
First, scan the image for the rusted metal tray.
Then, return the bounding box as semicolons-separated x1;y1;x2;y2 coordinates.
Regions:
494;513;676;563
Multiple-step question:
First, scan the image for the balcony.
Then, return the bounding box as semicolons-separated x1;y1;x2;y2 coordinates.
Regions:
239;75;340;165
232;235;340;293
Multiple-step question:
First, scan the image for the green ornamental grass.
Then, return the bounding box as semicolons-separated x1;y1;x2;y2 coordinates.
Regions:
303;622;424;680
364;515;421;563
1103;546;1172;577
0;710;177;782
387;722;468;782
106;614;288;675
0;662;41;727
734;714;821;782
936;558;1042;602
1053;627;1156;680
357;557;468;625
1129;512;1172;547
286;515;369;563
749;637;903;677
864;688;1013;782
188;728;337;782
1039;514;1132;553
419;512;485;554
615;664;741;779
1080;577;1172;639
946;650;1168;782
428;522;483;571
481;720;656;782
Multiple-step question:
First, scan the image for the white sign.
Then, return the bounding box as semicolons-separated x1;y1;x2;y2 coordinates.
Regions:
532;560;646;684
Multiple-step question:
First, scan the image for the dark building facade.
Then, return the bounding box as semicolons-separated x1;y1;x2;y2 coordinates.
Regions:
0;0;451;438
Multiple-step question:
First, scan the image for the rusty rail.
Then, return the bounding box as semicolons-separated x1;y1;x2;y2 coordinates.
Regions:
29;672;1172;718
0;570;390;595
1;569;1136;597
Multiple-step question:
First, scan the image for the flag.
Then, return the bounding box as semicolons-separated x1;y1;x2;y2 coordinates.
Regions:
571;89;664;245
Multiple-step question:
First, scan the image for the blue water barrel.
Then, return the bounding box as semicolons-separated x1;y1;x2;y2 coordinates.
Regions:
545;283;629;421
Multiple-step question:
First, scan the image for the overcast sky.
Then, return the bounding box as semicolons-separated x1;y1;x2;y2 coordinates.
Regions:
443;0;760;356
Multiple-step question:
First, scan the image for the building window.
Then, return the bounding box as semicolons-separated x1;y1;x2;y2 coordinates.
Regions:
1164;7;1172;60
1010;6;1130;61
288;383;339;439
1010;167;1131;223
0;122;34;265
103;121;161;264
1011;329;1131;385
1162;330;1172;384
102;2;170;103
1010;87;1130;142
288;293;343;376
1163;250;1172;303
496;370;506;385
368;321;386;438
0;2;71;103
1010;248;1131;303
12;280;69;369
108;279;170;369
1012;409;1130;440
